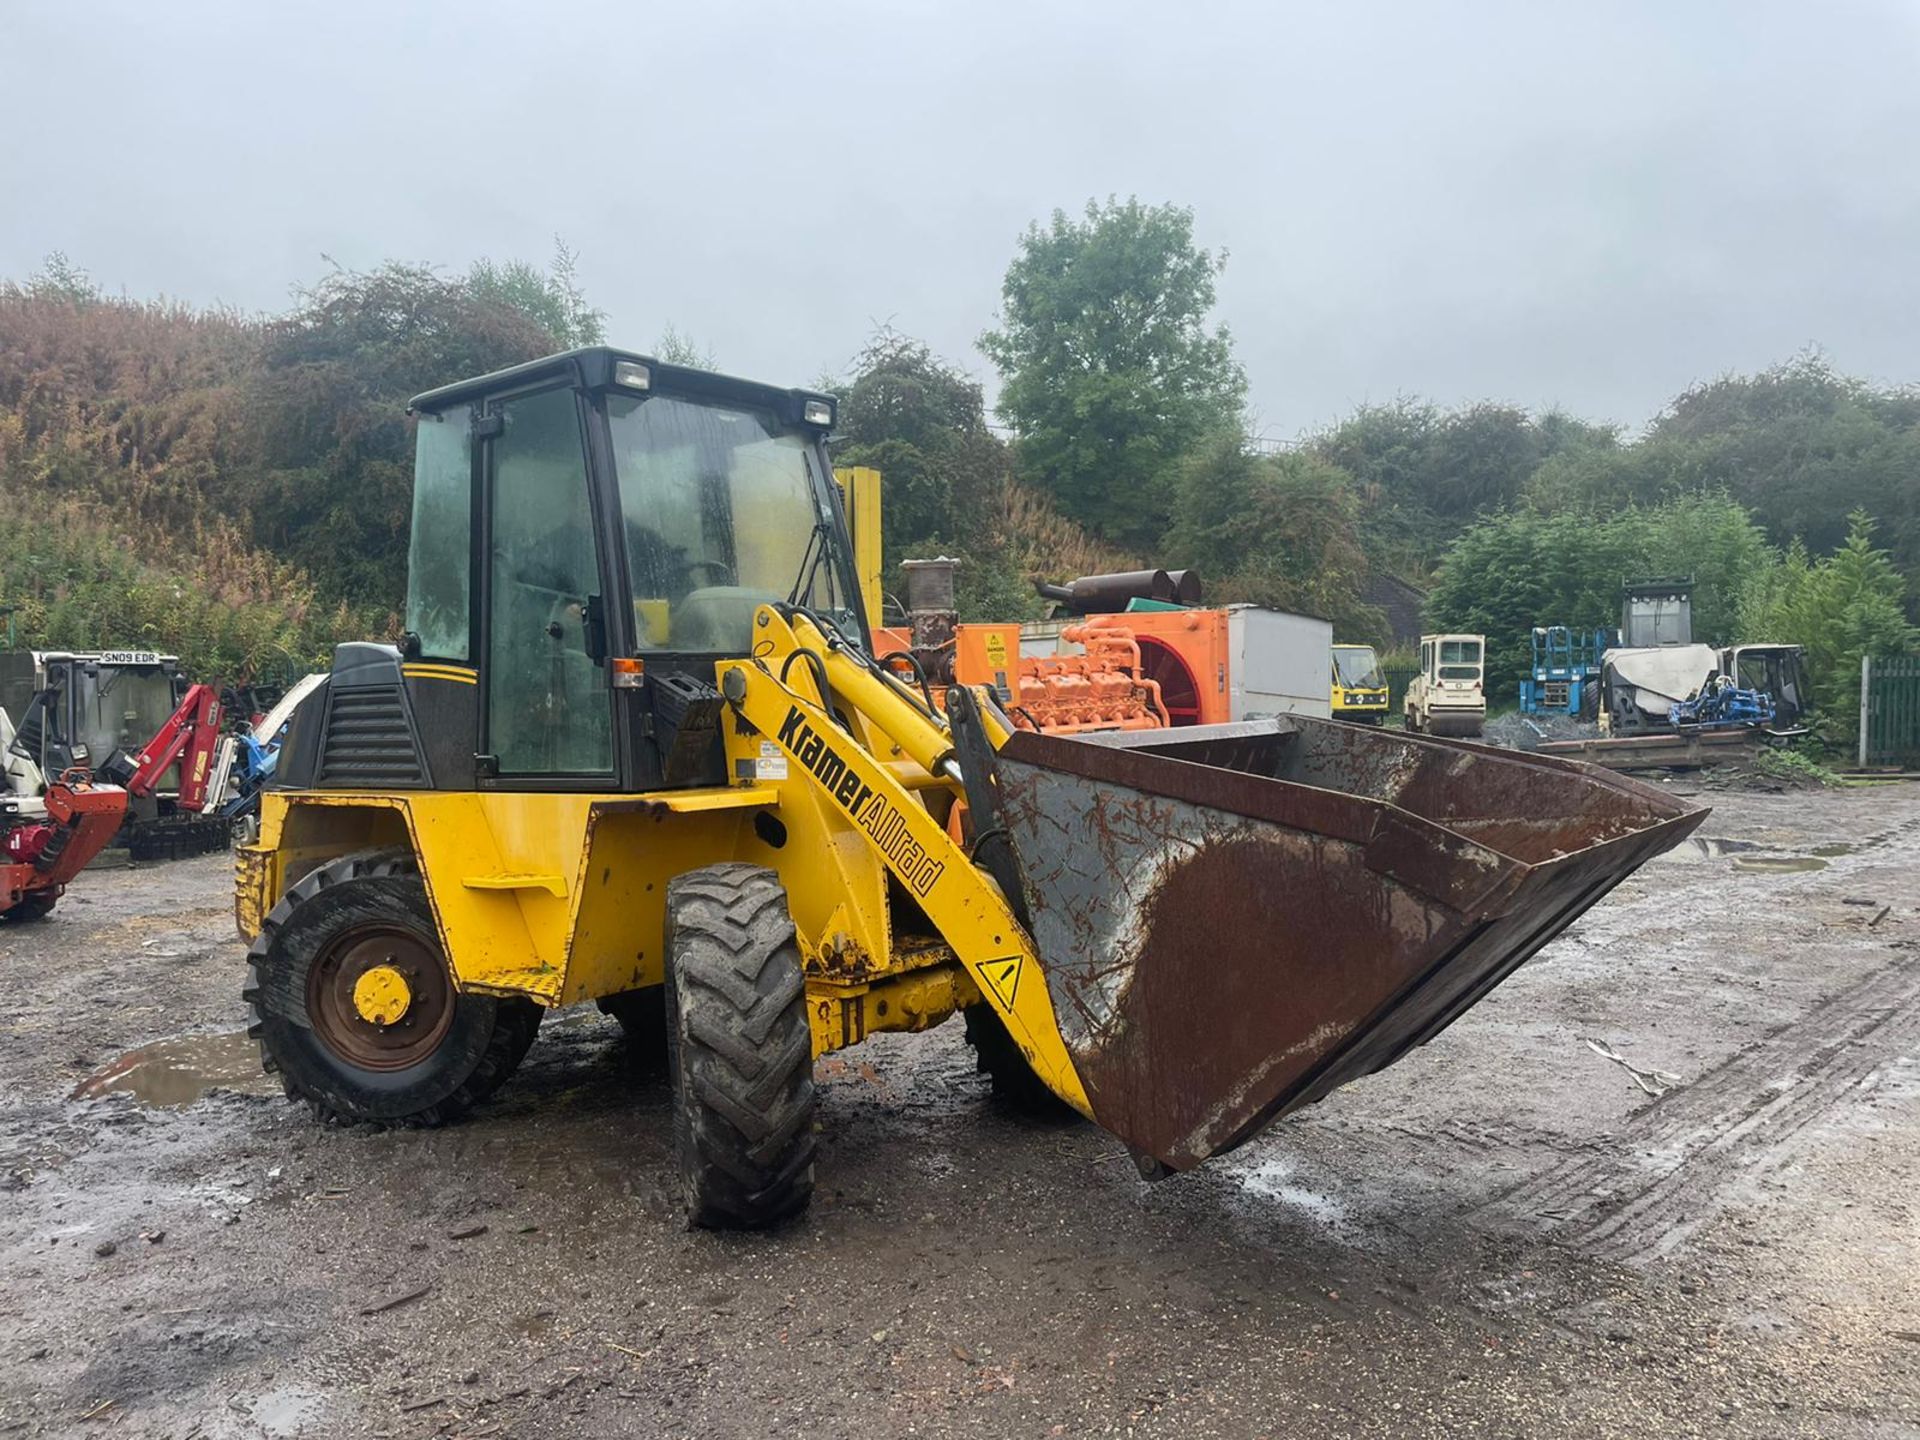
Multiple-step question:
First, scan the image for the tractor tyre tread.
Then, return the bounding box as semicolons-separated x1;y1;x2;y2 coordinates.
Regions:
243;848;541;1126
963;1004;1076;1118
666;863;815;1229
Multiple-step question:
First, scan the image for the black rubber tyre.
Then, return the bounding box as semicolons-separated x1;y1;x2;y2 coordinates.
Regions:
244;849;542;1126
2;892;57;922
664;863;815;1229
597;986;669;1075
963;1005;1077;1118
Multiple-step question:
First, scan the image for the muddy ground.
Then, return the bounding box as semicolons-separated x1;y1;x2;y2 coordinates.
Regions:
2;783;1918;1438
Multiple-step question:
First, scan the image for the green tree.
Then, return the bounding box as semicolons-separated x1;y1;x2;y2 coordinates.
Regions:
980;198;1246;548
1316;399;1619;579
1428;494;1774;697
244;261;569;606
835;328;995;557
1738;512;1915;740
465;238;606;348
831;329;1035;620
3;251;101;307
1608;355;1920;581
654;325;715;368
1166;436;1385;644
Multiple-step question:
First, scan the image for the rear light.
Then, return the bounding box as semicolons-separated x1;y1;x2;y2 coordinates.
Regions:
611;657;646;690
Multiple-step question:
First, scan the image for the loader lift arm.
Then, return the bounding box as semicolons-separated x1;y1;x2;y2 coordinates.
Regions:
716;606;1093;1119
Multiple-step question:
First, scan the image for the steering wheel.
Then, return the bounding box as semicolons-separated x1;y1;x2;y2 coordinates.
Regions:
683;559;735;587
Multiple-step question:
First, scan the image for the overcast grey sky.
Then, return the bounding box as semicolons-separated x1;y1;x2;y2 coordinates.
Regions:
5;2;1918;437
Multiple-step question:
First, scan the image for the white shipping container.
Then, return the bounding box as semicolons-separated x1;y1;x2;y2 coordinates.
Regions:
1226;606;1332;720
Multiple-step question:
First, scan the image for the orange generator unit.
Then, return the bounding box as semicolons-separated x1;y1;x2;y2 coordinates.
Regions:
1077;608;1231;726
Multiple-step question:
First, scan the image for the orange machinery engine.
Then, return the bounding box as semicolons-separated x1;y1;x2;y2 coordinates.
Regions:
879;618;1174;846
963;623;1169;735
875;622;1170;735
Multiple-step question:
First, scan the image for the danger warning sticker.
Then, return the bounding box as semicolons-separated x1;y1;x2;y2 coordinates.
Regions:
979;955;1023;1010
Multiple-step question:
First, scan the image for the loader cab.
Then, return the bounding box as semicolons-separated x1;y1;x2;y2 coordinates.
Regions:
289;348;865;796
1721;643;1813;730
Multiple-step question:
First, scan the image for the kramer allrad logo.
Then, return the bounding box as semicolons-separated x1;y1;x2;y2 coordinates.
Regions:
776;706;946;897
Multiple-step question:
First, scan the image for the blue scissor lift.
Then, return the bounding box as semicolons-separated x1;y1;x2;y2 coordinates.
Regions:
1518;625;1609;716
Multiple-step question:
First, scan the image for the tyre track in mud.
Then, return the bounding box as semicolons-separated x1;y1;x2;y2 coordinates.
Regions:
1489;943;1920;1262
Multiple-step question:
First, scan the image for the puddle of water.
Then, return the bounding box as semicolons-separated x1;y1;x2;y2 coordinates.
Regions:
1658;838;1833;874
249;1384;328;1437
70;1030;278;1107
1731;855;1829;874
1656;836;1763;863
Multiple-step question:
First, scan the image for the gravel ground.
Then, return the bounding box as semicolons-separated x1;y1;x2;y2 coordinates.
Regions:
1482;711;1599;750
2;783;1918;1438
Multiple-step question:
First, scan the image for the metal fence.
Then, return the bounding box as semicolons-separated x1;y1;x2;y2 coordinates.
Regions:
1860;655;1920;768
1383;665;1420;720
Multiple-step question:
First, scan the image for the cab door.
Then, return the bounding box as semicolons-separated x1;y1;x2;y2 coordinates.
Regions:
477;385;616;783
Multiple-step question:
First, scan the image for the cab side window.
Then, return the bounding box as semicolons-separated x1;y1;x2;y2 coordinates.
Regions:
406;409;474;662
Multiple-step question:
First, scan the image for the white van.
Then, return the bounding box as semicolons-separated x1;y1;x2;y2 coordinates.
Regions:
1406;633;1486;737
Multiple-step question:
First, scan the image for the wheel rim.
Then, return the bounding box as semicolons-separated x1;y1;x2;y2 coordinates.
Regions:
307;923;456;1071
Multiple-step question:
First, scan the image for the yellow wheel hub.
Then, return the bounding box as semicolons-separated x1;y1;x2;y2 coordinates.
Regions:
352;964;413;1027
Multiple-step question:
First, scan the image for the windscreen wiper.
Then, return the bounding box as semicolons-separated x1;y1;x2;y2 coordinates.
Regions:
786;518;831;608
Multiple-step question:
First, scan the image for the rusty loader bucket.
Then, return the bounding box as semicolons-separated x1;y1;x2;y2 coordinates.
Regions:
979;716;1707;1172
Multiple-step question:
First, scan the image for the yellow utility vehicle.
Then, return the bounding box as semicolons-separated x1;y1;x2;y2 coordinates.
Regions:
1329;643;1389;723
236;349;1702;1227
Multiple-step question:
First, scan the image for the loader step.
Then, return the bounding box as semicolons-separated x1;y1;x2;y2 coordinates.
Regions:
461;872;569;896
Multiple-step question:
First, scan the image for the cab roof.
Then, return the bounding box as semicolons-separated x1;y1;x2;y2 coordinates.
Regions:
406;346;837;429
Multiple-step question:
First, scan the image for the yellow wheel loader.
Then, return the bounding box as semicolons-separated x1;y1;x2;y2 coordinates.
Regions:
235;347;1706;1228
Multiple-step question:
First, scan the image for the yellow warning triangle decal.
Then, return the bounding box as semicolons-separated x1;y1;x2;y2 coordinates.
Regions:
980;955;1022;1011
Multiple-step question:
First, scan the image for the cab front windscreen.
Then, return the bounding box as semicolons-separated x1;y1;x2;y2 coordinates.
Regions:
76;666;179;757
1334;647;1384;689
1438;639;1482;682
606;392;858;652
